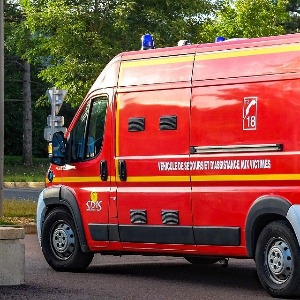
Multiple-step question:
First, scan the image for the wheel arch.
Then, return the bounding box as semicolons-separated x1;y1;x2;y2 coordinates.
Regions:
245;196;291;258
40;186;90;252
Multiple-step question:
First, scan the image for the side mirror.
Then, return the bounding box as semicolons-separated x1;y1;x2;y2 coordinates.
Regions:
50;131;66;166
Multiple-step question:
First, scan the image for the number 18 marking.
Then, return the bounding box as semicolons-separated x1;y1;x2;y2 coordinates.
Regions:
243;97;257;130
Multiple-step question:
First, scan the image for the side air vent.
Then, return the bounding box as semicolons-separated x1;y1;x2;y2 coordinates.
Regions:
128;117;145;132
130;210;147;224
160;115;177;130
162;210;179;225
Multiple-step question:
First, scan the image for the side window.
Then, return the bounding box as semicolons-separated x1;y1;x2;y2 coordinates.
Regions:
71;96;108;162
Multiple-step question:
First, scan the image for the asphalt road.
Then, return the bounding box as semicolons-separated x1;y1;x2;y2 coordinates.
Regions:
3;188;42;201
0;234;274;300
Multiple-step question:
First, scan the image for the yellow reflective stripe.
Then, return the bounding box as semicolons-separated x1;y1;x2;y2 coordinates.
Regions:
120;44;300;71
121;54;194;69
192;174;300;181
124;176;190;183
119;174;300;182
62;177;101;182
195;43;300;61
51;176;115;183
117;54;194;97
51;174;300;183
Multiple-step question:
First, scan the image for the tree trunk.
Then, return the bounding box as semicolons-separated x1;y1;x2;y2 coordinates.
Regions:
22;60;32;166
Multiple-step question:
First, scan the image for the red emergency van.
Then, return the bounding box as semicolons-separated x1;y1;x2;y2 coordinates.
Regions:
38;33;300;298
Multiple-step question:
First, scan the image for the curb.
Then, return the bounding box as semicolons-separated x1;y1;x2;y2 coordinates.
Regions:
23;224;37;235
3;182;45;189
0;224;36;235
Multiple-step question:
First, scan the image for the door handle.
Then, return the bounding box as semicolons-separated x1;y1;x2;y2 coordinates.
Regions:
118;160;127;181
100;160;108;181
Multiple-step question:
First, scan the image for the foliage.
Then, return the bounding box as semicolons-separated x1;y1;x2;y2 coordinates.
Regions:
4;156;49;182
20;0;221;106
4;0;51;160
201;0;290;41
111;0;222;48
4;1;79;158
285;0;300;32
4;0;300;159
4;59;50;158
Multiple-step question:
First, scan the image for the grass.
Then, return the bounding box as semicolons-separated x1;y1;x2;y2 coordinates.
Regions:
0;200;37;225
1;155;44;225
4;156;49;182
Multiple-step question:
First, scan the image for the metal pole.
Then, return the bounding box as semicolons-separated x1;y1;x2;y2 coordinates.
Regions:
0;0;5;217
51;87;56;141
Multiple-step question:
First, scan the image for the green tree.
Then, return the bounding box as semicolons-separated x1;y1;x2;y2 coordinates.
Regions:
5;0;34;165
4;0;49;161
285;0;300;32
201;0;290;42
111;0;222;49
20;0;222;106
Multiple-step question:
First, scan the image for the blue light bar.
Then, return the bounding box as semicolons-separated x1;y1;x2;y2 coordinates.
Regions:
215;36;226;43
141;34;155;50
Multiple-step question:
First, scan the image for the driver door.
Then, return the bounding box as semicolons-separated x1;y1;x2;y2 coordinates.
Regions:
61;90;114;250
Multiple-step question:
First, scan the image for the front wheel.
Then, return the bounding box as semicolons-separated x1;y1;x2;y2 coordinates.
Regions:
255;220;300;298
41;207;94;272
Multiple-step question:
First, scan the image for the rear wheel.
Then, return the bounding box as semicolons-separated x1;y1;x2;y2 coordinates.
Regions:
41;207;94;272
255;220;300;298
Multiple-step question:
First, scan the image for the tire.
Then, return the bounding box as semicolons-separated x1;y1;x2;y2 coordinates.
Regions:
185;257;220;265
41;207;94;272
255;220;300;298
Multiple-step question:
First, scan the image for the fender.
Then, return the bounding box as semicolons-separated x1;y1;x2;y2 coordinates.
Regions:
286;205;300;247
245;196;291;258
36;186;90;252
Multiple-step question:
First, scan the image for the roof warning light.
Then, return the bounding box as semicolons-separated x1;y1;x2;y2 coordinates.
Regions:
141;34;155;50
215;36;226;43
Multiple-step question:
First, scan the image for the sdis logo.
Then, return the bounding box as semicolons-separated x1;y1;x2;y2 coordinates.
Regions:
86;191;102;211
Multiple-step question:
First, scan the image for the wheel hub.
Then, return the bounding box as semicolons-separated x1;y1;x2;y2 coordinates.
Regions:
51;223;75;259
266;239;293;284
